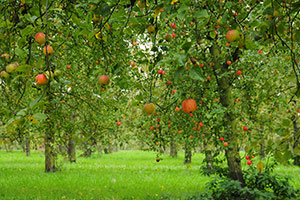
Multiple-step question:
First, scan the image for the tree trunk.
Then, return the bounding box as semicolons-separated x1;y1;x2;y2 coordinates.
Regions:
25;137;30;156
204;142;215;173
184;142;192;164
45;134;56;172
68;137;76;163
292;115;300;166
210;45;245;185
170;138;177;158
104;143;113;154
260;142;265;158
4;143;11;152
45;90;56;172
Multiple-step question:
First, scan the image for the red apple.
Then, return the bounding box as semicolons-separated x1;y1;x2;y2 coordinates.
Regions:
245;155;250;160
182;99;197;113
43;45;54;55
243;126;248;131
236;70;242;76
170;23;176;28
226;30;240;42
175;107;180;111
172;33;176;38
220;137;224;141
247;160;252;165
150;126;154;130
199;122;204;127
172;89;177;94
35;32;46;44
223;142;228;147
1;53;10;62
227;61;232;65
36;74;49;86
158;69;163;74
67;65;71;69
98;75;110;85
144;103;155;115
116;122;121;126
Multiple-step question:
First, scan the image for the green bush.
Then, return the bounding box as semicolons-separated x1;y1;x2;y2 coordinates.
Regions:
162;168;299;200
199;169;299;200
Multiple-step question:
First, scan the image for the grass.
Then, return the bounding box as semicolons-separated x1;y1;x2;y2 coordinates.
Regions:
0;150;299;200
0;150;210;200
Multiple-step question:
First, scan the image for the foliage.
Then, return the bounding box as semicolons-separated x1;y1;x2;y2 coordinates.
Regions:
196;169;300;200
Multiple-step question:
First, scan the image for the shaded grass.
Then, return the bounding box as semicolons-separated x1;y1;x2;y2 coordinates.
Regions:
0;150;299;199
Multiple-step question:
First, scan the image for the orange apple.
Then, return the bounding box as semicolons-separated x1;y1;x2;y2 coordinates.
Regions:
43;45;54;55
182;99;197;113
144;103;155;115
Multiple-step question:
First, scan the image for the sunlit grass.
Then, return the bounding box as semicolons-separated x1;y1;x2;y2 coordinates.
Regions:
0;150;209;200
0;150;299;199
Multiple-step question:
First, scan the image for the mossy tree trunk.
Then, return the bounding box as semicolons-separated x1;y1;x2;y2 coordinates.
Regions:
203;141;215;174
211;45;245;185
170;137;177;158
68;136;76;163
292;115;300;166
184;141;192;164
45;90;56;172
25;136;30;157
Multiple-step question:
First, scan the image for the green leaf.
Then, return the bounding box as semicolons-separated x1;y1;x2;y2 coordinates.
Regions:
294;146;300;156
294;31;300;42
15;64;31;73
30;99;39;107
263;7;273;15
282;119;291;127
274;151;285;164
195;10;209;18
33;113;47;121
181;42;192;52
174;66;185;82
21;25;33;37
189;67;203;81
245;39;256;50
174;53;186;65
209;31;216;39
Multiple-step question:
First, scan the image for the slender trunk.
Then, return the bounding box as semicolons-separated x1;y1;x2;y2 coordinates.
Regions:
260;142;265;158
292;116;300;166
45;135;56;172
170;138;177;158
104;143;113;154
4;143;11;152
68;137;76;163
204;142;214;173
210;45;245;185
25;137;30;156
45;90;56;172
184;142;192;164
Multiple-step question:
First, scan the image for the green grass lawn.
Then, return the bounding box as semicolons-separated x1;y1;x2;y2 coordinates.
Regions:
0;150;299;200
0;150;210;200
